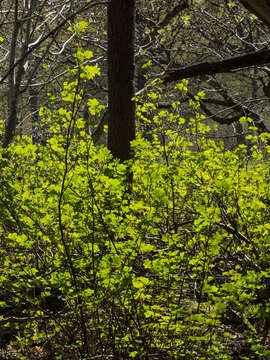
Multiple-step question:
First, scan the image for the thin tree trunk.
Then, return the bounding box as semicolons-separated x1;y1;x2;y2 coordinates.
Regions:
3;0;38;148
107;0;136;161
3;0;20;148
29;77;39;144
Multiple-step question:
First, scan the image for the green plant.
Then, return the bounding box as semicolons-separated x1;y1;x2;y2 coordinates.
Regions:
0;72;269;359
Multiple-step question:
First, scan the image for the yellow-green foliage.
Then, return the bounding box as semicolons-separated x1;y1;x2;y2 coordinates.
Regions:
0;77;270;359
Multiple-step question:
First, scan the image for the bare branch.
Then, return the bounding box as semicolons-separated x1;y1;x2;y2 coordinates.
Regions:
158;1;189;29
163;48;270;83
238;0;270;28
0;1;108;85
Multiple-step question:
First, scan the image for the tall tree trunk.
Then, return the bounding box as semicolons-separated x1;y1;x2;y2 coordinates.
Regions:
3;0;38;148
107;0;135;161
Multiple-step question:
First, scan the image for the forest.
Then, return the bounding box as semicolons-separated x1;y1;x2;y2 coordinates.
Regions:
0;0;270;359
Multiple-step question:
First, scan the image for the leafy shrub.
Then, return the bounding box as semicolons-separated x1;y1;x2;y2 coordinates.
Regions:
0;72;269;359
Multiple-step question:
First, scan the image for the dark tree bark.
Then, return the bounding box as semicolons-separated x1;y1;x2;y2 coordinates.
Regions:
107;0;136;161
163;49;270;84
